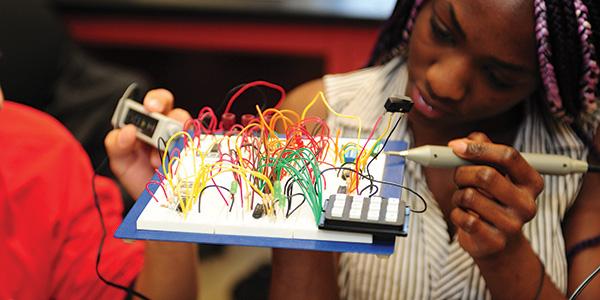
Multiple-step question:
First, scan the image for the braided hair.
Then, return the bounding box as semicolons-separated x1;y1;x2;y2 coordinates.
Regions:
369;0;600;123
368;0;424;66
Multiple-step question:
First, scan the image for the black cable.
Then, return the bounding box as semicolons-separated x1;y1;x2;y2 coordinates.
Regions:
319;166;427;214
359;184;380;197
283;171;312;218
157;136;167;162
283;176;296;211
568;264;600;300
588;164;600;173
366;114;403;180
339;161;356;169
92;158;150;300
156;136;184;167
197;184;232;213
285;193;307;218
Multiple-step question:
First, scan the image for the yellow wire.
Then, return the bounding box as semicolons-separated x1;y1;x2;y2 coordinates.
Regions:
301;91;362;141
261;108;300;133
256;105;277;138
356;113;393;170
153;91;378;218
205;162;276;215
162;131;194;188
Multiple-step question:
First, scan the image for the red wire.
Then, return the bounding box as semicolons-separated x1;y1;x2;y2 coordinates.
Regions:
354;114;383;192
154;168;166;181
210;177;230;206
223;80;286;114
146;180;168;203
197;107;218;133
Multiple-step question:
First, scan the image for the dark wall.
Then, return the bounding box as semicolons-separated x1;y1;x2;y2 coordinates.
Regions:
80;46;325;117
0;0;67;107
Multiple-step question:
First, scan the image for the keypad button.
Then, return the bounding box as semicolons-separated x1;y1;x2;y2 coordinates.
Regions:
332;207;344;218
333;199;346;209
387;202;399;213
369;201;381;211
367;212;380;221
385;212;398;222
349;209;362;219
351;201;363;209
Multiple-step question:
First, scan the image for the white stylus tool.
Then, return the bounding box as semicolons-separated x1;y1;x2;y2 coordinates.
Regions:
111;83;183;148
385;145;595;175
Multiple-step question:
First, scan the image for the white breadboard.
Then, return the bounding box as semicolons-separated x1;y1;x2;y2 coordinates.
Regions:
136;135;392;244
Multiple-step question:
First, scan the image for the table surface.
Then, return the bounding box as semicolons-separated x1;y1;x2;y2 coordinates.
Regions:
54;0;395;23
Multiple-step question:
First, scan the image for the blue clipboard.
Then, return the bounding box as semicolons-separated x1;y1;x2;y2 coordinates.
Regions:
115;140;407;255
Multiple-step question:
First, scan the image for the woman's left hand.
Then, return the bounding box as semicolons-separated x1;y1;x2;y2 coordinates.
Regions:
448;132;545;259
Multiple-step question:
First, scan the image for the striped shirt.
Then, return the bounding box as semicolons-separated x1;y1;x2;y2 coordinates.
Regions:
323;57;600;300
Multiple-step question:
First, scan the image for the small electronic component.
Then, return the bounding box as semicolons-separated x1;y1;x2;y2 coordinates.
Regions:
221;112;236;130
384;96;413;113
241;114;255;126
344;149;358;163
253;203;265;219
319;194;409;237
206;142;220;160
111;83;183;147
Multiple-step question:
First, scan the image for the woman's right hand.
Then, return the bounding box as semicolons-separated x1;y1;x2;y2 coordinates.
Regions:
104;88;191;199
448;132;544;259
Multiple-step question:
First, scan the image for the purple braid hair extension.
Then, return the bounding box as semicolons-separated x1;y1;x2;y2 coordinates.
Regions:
535;0;566;118
573;0;600;113
400;0;425;50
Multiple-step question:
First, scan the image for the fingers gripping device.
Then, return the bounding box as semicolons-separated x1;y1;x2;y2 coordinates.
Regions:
111;83;183;148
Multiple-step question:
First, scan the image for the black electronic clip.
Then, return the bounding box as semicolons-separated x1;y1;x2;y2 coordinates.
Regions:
384;96;413;113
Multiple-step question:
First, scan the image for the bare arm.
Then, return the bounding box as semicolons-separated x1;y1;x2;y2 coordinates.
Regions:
135;241;198;300
563;132;600;300
279;79;328;123
105;89;198;300
270;250;339;300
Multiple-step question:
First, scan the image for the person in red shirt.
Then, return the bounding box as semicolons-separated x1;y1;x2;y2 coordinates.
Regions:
0;87;198;299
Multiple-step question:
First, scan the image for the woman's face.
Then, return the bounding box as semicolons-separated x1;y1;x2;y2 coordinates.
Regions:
407;0;539;126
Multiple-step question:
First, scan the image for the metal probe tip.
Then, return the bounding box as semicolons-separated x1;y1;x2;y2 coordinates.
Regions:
384;150;408;157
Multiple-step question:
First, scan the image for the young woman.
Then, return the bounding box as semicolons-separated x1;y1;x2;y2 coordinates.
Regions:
271;0;600;299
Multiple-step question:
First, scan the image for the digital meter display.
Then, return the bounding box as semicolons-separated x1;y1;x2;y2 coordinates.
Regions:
124;109;158;137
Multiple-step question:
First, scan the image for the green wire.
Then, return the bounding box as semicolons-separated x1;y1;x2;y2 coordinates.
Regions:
244;145;325;224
